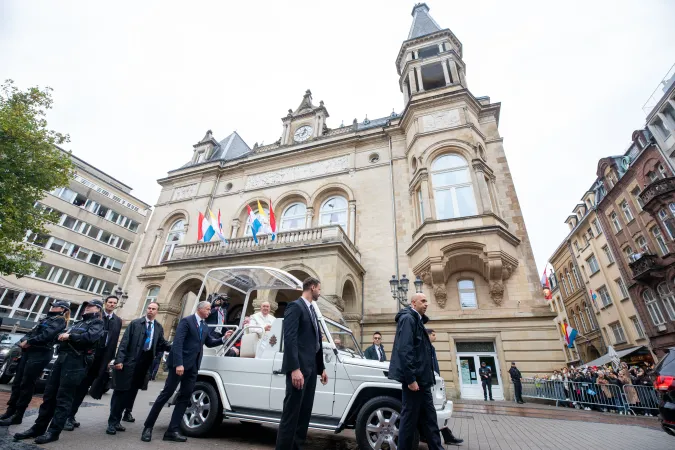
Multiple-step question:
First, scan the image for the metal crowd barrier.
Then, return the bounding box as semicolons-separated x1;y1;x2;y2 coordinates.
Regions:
520;379;659;415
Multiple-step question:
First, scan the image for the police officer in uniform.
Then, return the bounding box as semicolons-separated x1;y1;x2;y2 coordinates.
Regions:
0;300;70;426
13;300;104;444
479;361;494;401
509;361;525;404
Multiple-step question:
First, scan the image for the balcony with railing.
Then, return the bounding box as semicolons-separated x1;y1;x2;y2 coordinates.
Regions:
629;253;662;281
639;176;675;212
168;225;361;263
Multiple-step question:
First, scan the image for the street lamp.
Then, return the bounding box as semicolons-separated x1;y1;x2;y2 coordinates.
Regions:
390;274;424;307
114;286;129;308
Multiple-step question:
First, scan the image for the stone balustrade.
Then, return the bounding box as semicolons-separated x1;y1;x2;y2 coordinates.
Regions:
639;176;675;210
169;225;360;262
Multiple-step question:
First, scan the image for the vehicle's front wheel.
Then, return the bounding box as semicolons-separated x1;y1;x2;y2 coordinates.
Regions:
180;381;222;437
0;360;12;384
355;396;418;450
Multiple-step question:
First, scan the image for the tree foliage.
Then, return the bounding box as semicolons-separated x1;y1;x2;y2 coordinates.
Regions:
0;79;74;276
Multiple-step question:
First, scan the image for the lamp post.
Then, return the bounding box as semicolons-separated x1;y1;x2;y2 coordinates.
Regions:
114;286;129;308
390;274;424;308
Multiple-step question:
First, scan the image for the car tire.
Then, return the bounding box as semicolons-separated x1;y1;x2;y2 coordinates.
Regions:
179;381;222;437
0;360;12;384
355;395;418;450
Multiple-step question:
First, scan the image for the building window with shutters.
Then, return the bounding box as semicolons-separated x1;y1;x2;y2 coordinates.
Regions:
652;226;669;256
642;289;666;326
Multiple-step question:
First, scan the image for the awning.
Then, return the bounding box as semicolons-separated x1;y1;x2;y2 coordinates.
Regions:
583;346;648;367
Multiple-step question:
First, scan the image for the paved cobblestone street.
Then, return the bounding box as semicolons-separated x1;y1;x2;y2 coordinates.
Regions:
1;383;672;450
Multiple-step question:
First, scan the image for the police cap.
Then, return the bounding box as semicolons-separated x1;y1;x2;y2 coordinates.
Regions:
51;299;71;309
83;299;104;309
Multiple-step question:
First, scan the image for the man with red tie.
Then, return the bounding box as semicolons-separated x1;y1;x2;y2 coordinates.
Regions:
141;301;227;443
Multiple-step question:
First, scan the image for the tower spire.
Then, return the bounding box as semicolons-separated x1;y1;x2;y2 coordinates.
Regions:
408;3;442;40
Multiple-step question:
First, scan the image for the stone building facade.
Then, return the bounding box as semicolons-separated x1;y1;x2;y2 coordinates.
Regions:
121;4;563;399
0;149;151;331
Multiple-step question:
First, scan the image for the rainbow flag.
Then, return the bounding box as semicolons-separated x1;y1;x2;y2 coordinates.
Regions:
561;322;578;348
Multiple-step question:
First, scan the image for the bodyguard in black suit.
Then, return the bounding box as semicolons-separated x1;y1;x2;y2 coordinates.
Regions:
106;301;170;434
275;277;328;450
388;293;443;450
67;295;123;430
142;300;227;443
364;331;387;362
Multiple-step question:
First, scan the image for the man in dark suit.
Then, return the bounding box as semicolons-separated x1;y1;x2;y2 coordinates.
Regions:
141;300;227;442
364;331;387;362
106;301;170;435
388;293;443;450
275;277;328;450
67;295;123;430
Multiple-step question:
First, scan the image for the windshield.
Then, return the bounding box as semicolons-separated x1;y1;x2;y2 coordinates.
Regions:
323;318;364;358
0;333;22;346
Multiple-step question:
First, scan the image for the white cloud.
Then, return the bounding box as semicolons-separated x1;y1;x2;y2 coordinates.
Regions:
2;0;673;272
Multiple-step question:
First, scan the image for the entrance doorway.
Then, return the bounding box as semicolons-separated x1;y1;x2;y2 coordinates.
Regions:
455;341;504;400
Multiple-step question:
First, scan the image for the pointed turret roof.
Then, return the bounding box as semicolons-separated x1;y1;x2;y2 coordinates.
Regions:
177;130;251;170
408;3;442;40
293;89;316;115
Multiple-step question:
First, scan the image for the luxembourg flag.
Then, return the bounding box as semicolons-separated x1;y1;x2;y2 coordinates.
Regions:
561;322;578;348
589;289;599;309
198;211;216;242
246;204;262;244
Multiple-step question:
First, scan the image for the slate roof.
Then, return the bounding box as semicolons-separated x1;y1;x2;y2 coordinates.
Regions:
408;3;442;40
177;131;251;170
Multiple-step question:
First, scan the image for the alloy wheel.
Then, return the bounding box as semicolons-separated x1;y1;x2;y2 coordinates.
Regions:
183;389;211;429
365;407;400;450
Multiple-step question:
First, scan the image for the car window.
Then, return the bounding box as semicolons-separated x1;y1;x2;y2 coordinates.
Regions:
323;321;363;358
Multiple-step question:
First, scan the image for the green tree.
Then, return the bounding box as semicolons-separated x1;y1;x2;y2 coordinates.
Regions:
0;79;74;276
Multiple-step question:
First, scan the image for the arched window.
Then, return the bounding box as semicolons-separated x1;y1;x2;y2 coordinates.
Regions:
643;289;666;325
280;203;307;231
657;282;675;321
319;196;348;231
245;204;269;236
458;279;477;309
140;286;160;318
431;154;477;219
578;307;588;333
159;219;185;263
566;270;575;291
584;302;595;330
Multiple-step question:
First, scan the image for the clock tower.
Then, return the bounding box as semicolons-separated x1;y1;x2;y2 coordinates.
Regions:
280;89;329;145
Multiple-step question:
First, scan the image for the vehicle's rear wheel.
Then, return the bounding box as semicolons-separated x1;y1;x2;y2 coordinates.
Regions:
180;381;222;437
355;395;418;450
0;360;12;384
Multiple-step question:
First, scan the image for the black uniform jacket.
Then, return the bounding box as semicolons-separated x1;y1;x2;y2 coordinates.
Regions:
387;306;436;387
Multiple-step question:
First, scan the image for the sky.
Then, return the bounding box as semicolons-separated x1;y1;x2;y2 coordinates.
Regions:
2;0;674;274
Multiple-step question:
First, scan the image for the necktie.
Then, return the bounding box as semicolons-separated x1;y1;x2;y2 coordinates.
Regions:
199;319;205;340
103;315;111;346
309;304;320;353
143;321;152;351
378;346;384;362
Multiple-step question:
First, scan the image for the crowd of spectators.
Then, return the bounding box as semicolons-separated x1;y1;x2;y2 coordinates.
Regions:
529;362;658;415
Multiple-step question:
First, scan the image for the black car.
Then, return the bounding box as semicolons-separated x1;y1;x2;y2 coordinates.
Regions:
654;347;675;436
0;333;23;384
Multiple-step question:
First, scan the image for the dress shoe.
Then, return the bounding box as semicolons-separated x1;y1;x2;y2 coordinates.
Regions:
122;411;135;423
141;427;152;442
490;398;495;401
106;424;117;435
517;401;525;404
0;414;22;426
71;417;81;427
163;431;188;442
0;410;16;420
34;431;60;444
63;418;75;431
14;426;42;440
115;423;126;432
441;428;464;445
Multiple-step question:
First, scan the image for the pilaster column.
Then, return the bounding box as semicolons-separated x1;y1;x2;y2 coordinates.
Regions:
281;123;289;145
472;163;493;214
348;201;356;243
448;60;460;85
408;69;418;93
459;68;467;88
420;177;433;220
659;112;675;131
415;66;424;92
146;230;163;266
403;81;410;104
441;59;451;86
305;207;314;228
231;219;240;239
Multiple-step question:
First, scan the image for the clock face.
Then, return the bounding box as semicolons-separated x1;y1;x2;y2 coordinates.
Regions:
293;125;313;142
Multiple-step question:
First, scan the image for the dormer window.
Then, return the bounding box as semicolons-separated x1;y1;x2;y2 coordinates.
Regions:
195;151;206;164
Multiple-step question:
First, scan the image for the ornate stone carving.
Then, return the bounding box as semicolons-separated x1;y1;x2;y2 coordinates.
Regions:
323;294;345;312
419;270;432;286
433;285;447;308
421;109;461;132
172;184;197;201
245;155;349;189
489;281;505;306
343;313;362;321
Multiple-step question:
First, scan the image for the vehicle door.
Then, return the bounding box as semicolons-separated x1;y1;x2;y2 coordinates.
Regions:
269;319;337;416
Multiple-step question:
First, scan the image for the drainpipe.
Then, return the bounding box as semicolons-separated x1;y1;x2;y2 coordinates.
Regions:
388;135;401;310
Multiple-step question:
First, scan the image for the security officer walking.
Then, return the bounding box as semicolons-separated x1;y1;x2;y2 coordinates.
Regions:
509;361;525;404
13;300;104;444
479;361;494;401
0;300;70;426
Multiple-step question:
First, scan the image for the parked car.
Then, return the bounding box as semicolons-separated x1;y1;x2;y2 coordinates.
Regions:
160;266;453;450
0;333;24;384
653;347;675;436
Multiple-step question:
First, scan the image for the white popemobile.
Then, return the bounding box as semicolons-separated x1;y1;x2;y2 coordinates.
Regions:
164;266;452;450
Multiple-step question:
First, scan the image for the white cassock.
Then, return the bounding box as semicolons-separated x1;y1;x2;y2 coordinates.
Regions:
249;312;276;339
